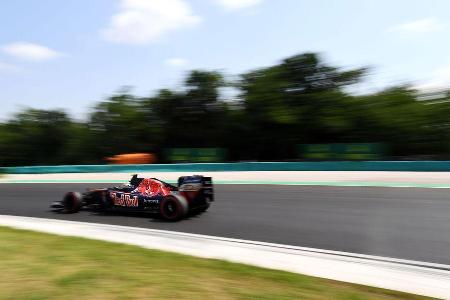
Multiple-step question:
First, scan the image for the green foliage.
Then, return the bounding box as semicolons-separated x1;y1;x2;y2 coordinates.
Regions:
0;53;450;166
88;91;153;157
0;109;72;166
237;53;368;160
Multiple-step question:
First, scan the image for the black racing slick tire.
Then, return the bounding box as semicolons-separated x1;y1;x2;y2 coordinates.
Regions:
62;192;82;213
159;195;188;221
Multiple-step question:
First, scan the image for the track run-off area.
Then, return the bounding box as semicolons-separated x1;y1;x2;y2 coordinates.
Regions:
1;183;450;265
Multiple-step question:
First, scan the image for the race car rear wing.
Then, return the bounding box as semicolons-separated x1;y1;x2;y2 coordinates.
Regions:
201;176;214;202
178;175;214;202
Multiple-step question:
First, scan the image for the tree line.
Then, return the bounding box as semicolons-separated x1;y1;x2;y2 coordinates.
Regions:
1;52;450;166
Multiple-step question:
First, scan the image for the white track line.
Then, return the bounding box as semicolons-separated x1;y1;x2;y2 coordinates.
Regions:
6;171;450;186
0;215;449;299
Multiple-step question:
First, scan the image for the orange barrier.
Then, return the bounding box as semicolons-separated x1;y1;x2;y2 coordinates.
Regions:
106;153;157;164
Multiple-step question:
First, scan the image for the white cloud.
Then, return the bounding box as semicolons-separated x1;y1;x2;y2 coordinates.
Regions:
415;64;450;91
165;57;189;67
216;0;262;11
1;42;63;62
101;0;201;44
389;18;445;34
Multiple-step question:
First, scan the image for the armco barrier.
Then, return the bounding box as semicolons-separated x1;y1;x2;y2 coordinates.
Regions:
1;161;450;174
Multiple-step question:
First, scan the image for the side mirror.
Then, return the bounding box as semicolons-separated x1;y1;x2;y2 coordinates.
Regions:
130;174;139;186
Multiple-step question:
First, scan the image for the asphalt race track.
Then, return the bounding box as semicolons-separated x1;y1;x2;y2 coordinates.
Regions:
1;183;450;265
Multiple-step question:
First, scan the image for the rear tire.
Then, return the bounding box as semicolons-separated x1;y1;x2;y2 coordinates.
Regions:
159;195;188;221
62;192;82;213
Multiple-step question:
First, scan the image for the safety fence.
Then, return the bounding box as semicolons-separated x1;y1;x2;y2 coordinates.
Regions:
2;161;450;174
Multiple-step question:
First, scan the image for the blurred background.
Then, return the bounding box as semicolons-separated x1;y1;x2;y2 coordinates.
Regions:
1;0;450;166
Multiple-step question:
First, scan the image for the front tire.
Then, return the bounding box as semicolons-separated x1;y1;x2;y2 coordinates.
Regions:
159;195;188;221
62;192;82;213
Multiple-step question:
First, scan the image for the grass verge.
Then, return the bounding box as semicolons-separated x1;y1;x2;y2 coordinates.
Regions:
0;226;432;300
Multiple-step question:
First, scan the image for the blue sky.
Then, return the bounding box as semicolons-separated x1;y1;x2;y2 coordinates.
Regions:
1;0;450;120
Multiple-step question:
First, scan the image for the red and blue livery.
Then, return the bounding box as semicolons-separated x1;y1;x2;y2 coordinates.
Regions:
50;174;214;221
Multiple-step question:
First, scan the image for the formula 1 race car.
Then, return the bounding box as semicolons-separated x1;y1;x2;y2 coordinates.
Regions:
50;174;213;221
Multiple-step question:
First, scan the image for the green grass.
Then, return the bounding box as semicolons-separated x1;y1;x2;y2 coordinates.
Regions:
0;227;433;300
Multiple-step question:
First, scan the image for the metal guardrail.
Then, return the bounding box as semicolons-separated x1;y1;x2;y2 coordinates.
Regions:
1;161;450;174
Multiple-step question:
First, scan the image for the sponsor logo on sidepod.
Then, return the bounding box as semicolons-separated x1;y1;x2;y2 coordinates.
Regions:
110;192;139;207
